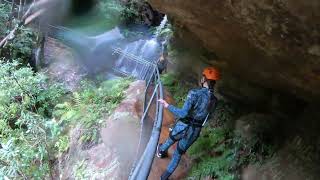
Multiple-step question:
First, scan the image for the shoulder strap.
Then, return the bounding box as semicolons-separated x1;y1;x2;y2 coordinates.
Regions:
202;91;217;127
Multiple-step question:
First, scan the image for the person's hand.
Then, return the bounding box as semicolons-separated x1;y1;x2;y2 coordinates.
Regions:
158;99;169;108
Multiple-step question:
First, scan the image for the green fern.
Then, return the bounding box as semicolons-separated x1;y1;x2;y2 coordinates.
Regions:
53;77;133;144
190;149;236;179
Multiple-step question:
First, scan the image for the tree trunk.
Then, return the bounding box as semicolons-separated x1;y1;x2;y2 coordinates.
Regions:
34;35;45;70
23;0;27;14
10;0;15;13
9;0;15;28
18;0;23;20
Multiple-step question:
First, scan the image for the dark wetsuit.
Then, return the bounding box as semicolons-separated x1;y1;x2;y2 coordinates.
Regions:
159;87;217;174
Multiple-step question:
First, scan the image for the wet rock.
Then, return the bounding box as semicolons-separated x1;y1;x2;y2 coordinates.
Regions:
235;113;278;141
101;80;145;179
57;124;122;179
241;136;320;180
308;45;320;56
216;74;271;106
57;81;145;179
148;0;320;102
43;37;87;91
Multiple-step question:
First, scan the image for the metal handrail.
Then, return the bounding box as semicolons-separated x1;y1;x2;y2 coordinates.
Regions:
112;47;154;66
129;65;164;180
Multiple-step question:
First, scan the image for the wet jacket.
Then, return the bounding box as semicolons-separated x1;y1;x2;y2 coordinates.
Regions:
167;87;217;125
157;57;168;72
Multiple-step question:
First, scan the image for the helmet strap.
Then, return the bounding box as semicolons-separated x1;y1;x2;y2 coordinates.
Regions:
200;76;209;88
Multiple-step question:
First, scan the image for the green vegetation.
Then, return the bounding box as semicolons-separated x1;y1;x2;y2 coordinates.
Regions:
0;3;11;37
157;23;174;42
0;60;65;179
0;59;132;178
66;0;143;35
0;4;62;178
66;0;124;35
161;72;194;107
74;160;90;179
1;27;37;63
54;78;132;145
188;101;274;180
0;3;37;63
0;2;134;178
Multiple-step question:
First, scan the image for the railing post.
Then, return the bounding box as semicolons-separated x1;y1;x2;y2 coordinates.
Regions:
143;68;155;112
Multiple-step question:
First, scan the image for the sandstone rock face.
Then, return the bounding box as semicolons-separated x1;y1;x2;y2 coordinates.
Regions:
58;81;145;179
101;80;145;179
149;0;320;101
58;124;122;180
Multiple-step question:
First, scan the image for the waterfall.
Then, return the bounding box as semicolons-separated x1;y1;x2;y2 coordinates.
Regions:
112;15;169;79
113;39;160;79
49;15;169;80
154;15;168;37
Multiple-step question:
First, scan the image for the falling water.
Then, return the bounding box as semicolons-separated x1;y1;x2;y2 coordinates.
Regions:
154;15;168;37
112;15;169;79
113;39;160;79
48;15;169;80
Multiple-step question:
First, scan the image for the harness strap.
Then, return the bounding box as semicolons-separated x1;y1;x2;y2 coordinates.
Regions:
169;132;177;141
169;124;189;141
181;117;204;128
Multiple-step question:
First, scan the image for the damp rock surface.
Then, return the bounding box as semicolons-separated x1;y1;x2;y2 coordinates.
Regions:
57;81;145;179
149;0;320;102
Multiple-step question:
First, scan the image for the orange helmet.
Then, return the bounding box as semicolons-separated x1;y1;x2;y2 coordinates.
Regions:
202;67;220;80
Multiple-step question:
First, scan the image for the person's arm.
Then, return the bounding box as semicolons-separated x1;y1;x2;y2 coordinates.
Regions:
158;90;194;119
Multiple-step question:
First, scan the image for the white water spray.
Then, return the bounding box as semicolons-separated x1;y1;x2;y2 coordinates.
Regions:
113;15;169;79
154;15;168;37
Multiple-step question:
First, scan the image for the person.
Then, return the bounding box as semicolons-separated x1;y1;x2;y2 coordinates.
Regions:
157;51;168;74
157;43;169;74
157;67;220;180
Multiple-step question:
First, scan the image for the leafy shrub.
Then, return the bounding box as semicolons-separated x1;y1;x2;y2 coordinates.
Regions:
54;78;133;144
188;101;275;180
0;2;37;62
188;125;236;179
0;60;65;179
1;26;37;63
190;150;236;180
99;0;124;26
0;3;10;37
120;1;141;24
55;135;70;154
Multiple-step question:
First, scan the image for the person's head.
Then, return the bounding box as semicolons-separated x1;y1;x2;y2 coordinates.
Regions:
200;67;220;89
159;55;165;62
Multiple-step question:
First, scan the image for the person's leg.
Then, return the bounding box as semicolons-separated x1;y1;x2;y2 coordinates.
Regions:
160;148;182;180
159;137;174;152
159;121;188;153
161;127;201;179
167;147;183;172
